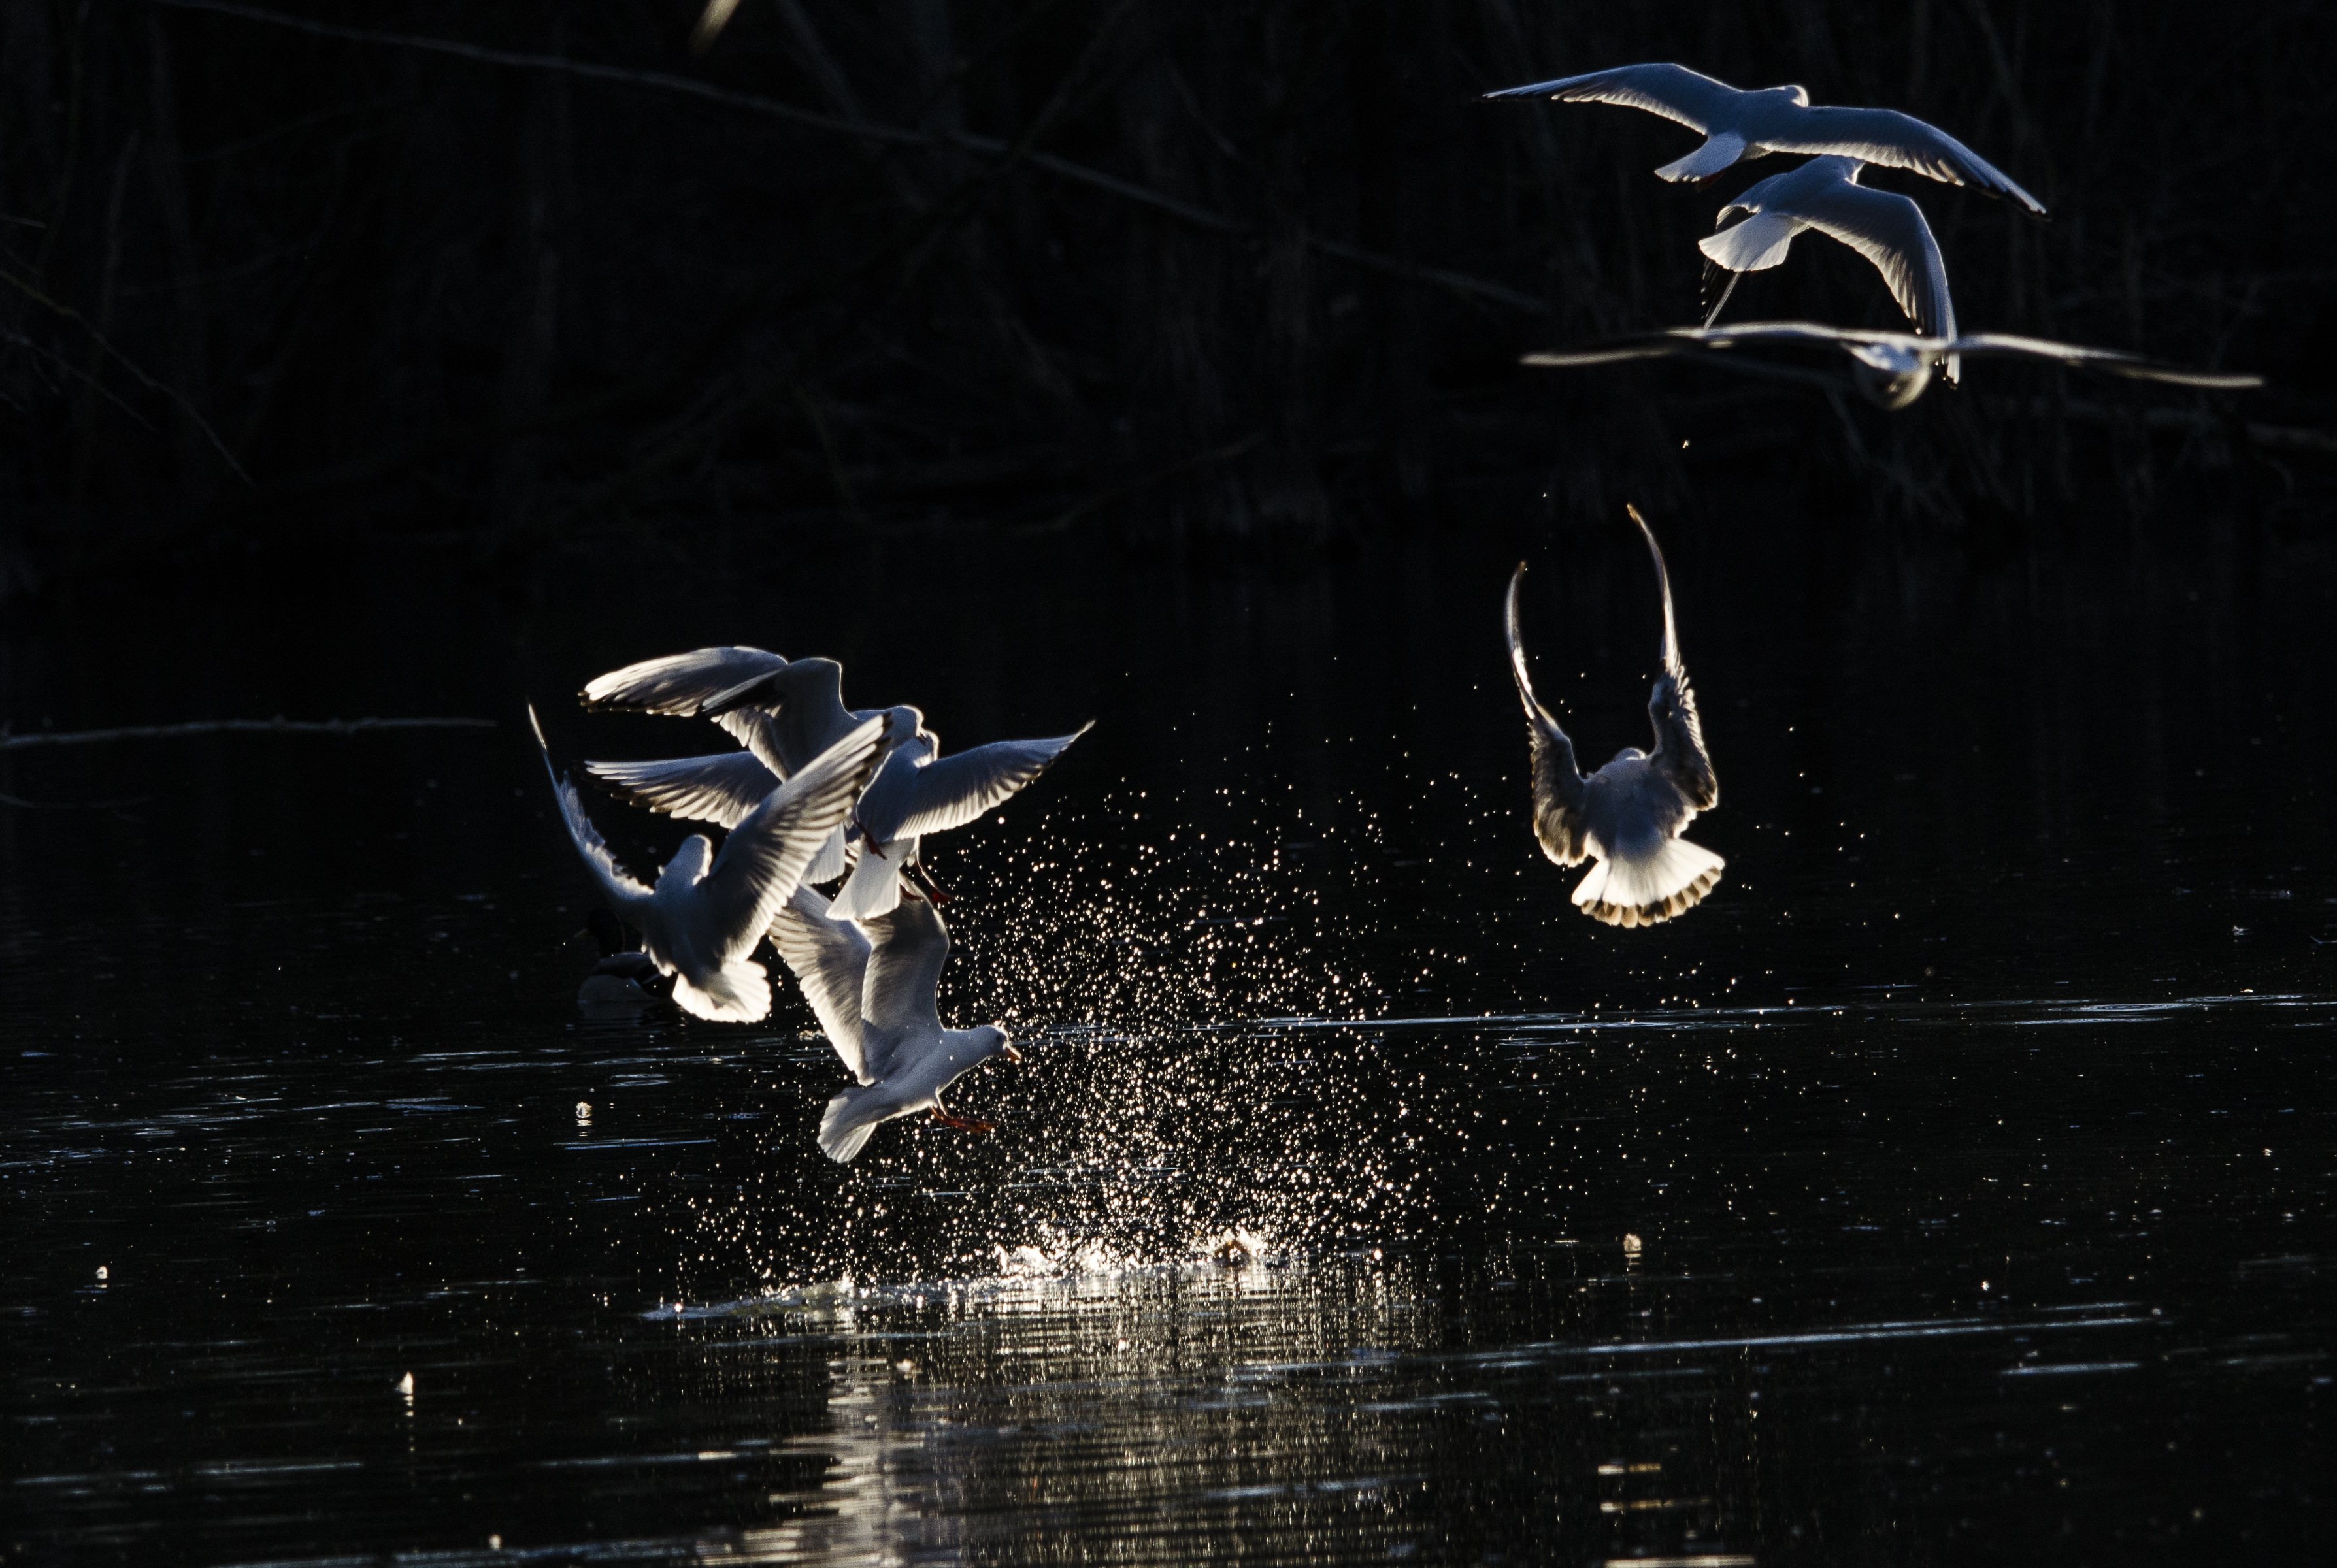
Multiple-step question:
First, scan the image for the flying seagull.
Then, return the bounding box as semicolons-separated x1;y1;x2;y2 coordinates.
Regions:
773;886;1020;1163
1695;156;1958;378
1523;320;2264;410
1506;509;1722;928
825;721;1094;921
1483;63;2045;214
531;705;886;1022
582;646;924;885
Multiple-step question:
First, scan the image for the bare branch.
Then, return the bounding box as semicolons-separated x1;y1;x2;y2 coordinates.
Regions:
0;717;497;751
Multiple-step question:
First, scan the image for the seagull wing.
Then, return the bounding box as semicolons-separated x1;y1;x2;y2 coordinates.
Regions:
1504;565;1591;866
870;724;1093;841
1763;106;2046;214
1949;333;2264;388
529;706;654;913
1629;509;1719;812
580;647;787;715
698;717;887;965
1783;176;1956;341
584;750;780;829
861;896;950;1081
1527;322;1882;367
1691;321;1903;353
771;886;874;1081
1483;63;1744;135
697;657;857;777
1522;333;1701;368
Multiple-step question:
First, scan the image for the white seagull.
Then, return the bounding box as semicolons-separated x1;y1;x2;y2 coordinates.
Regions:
773;886;1020;1163
1695;155;1959;377
1483;63;2045;214
1506;508;1723;928
581;646;924;884
824;721;1094;921
531;705;886;1022
1523;320;2264;410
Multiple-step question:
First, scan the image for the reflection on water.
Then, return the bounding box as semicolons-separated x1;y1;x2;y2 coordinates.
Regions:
3;532;2334;1559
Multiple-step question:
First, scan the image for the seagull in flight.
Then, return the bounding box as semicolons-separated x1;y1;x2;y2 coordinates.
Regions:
531;706;886;1022
773;887;1020;1163
581;646;925;885
1523;320;2264;410
1483;63;2045;214
1506;508;1722;928
1695;156;1959;376
824;721;1093;921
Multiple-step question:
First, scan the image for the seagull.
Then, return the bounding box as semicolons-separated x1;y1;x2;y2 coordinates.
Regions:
576;907;662;1007
772;886;1020;1163
1483;63;2045;214
824;721;1094;921
581;647;924;883
1523;320;2265;410
1506;508;1722;928
1695;155;1959;378
531;705;886;1022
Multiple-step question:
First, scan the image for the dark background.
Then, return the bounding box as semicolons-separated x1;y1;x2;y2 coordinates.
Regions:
1;0;2330;598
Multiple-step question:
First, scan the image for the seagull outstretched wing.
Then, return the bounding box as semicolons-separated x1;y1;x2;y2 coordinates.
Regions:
585;750;780;830
1763;105;2045;213
530;705;654;914
861;897;950;1081
1505;564;1591;866
772;887;874;1081
1628;508;1718;813
1483;63;1744;133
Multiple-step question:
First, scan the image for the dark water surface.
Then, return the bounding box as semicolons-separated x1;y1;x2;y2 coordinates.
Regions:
5;512;2334;1563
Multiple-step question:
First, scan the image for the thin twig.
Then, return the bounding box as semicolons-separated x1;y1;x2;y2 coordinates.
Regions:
0;265;251;482
0;717;497;751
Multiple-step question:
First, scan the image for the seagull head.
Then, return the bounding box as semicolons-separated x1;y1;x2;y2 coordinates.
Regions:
861;704;926;753
972;1024;1020;1065
1844;339;1936;409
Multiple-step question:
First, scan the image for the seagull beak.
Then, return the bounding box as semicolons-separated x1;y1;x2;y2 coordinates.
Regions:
1004;1045;1023;1064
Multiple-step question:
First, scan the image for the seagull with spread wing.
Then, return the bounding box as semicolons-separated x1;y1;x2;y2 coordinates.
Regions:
1523;319;2264;410
1483;63;2045;213
1506;508;1723;928
774;886;1020;1163
823;721;1094;921
1693;155;1960;375
531;705;886;1022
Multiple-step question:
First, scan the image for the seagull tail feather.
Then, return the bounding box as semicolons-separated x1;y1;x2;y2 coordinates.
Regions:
671;960;772;1023
819;1085;891;1163
1655;131;1746;183
1572;839;1725;928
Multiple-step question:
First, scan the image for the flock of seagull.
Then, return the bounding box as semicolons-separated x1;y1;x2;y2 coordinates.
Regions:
535;649;1086;1161
531;63;2259;1164
1488;63;2261;404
